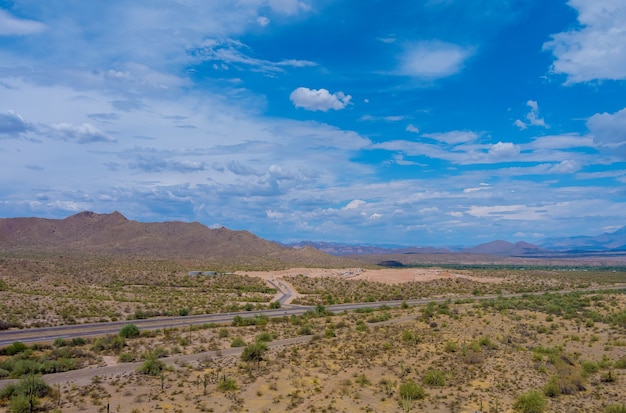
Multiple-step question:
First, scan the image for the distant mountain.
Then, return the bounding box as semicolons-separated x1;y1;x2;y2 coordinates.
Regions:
462;240;548;256
539;226;626;251
286;241;451;256
0;211;358;268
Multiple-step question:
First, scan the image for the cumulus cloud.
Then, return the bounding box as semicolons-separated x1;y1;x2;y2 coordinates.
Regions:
488;142;520;160
544;0;626;83
587;107;626;148
0;9;46;36
399;41;473;79
290;87;352;111
514;100;547;129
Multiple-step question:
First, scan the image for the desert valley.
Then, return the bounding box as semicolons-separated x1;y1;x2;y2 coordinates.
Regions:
1;212;626;413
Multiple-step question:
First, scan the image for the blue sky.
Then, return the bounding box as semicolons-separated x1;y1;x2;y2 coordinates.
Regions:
1;0;626;247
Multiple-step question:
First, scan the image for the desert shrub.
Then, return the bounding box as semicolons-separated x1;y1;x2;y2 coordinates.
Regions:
581;360;599;375
137;352;166;376
513;390;547;413
217;377;238;392
2;342;28;356
230;337;246;347
402;330;420;344
218;328;230;338
0;319;10;331
10;395;31;413
119;323;140;338
605;404;626;413
256;332;274;343
298;325;313;335
543;376;561;397
355;374;371;387
118;353;135;363
423;370;446;386
398;379;426;400
92;335;125;352
444;341;458;353
614;357;626;369
355;321;369;332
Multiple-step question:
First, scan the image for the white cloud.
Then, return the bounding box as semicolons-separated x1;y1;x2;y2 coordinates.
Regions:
290;87;352;111
488;142;520;160
467;204;545;220
344;199;366;210
513;119;527;130
515;100;547;129
48;122;116;144
195;39;316;73
0;111;30;136
257;16;270;26
587;107;626;148
548;160;580;174
0;9;46;36
422;130;478;144
406;124;420;134
544;0;626;83
399;41;473;79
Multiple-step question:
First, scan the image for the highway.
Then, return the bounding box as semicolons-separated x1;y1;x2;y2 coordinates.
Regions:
1;283;625;347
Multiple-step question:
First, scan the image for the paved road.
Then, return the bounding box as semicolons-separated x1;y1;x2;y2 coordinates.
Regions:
1;283;624;347
0;283;625;390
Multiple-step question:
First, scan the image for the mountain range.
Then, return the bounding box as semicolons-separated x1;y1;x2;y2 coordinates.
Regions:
1;212;625;264
0;211;357;268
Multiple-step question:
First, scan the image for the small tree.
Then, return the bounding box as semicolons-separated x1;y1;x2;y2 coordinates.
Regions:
137;351;166;376
241;342;268;372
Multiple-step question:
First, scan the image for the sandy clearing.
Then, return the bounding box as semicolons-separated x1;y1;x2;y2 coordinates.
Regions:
239;267;501;285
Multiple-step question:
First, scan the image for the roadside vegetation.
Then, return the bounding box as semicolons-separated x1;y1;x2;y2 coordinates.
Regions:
1;288;626;411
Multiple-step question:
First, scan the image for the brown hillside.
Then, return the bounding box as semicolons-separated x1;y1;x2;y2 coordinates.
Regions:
0;211;361;268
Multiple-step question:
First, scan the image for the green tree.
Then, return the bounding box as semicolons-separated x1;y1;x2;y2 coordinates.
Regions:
241;342;268;372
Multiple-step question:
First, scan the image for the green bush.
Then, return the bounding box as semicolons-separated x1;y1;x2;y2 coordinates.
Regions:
217;377;238;392
613;356;626;369
256;332;274;343
3;342;28;356
423;370;446;386
137;352;165;376
605;404;626;413
230;337;246;347
513;390;547;413
543;376;560;397
399;379;426;400
119;323;141;338
118;353;135;363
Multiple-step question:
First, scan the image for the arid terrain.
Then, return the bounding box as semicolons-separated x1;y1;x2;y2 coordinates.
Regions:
2;257;626;412
1;213;626;412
